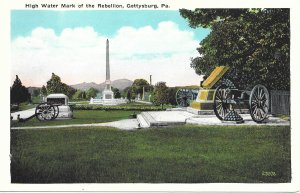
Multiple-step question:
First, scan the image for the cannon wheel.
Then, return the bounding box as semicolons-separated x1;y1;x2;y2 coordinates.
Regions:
176;88;193;107
35;103;56;121
249;84;269;123
53;105;60;119
213;84;231;120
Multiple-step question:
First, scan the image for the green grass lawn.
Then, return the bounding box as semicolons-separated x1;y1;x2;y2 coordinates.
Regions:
11;110;138;127
11;125;291;183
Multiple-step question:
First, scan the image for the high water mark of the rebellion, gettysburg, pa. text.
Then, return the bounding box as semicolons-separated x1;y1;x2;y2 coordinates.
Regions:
25;3;171;9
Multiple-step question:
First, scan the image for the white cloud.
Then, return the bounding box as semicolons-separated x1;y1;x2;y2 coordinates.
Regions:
11;21;201;87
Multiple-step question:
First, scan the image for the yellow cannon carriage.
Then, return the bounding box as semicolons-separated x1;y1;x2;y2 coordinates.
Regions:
190;66;230;113
189;66;270;123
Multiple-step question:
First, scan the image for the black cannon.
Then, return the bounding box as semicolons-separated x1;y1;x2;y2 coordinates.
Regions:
213;84;269;123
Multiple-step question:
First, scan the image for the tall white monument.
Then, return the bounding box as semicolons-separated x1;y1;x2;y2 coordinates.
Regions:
102;39;114;100
89;39;127;105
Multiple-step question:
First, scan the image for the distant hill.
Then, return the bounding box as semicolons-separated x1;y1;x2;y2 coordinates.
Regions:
70;79;133;91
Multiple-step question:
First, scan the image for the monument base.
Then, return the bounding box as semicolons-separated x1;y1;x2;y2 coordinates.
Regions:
57;105;73;119
103;89;114;100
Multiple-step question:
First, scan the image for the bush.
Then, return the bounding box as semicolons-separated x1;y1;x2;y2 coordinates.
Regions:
10;104;19;112
73;104;166;111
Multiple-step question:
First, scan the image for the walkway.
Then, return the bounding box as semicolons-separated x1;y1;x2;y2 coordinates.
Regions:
11;108;35;121
11;119;140;130
11;112;289;131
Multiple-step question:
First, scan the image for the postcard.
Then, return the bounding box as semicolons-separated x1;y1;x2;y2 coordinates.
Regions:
1;0;300;192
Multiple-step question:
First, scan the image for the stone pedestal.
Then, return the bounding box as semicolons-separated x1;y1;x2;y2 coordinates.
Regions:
103;89;114;100
57;106;73;119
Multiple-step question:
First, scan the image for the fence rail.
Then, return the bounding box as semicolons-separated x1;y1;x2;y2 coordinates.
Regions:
270;90;290;115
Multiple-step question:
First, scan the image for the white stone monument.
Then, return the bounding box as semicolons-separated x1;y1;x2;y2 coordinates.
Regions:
46;93;73;118
102;39;114;100
90;39;126;105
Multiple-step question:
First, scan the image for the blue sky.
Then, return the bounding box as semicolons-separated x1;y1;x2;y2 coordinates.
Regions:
11;10;211;87
11;10;210;40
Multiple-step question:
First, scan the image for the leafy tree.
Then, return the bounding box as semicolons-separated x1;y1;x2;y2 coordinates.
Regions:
132;79;150;96
167;87;178;105
32;89;40;97
72;90;86;100
82;91;86;99
126;90;131;102
123;86;133;101
153;82;169;108
10;75;30;105
122;86;130;98
62;83;76;99
41;85;47;96
86;87;98;99
180;8;290;90
46;73;76;98
112;87;121;99
129;87;137;100
46;73;63;93
123;86;136;101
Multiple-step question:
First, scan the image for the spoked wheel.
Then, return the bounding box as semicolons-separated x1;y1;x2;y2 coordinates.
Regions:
213;84;231;120
35;103;56;121
249;84;270;123
176;89;194;107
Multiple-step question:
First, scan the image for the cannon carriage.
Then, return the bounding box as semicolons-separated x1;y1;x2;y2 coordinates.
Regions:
189;66;270;123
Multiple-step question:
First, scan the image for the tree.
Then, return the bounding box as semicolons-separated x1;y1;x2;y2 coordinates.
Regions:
10;75;30;105
123;86;136;101
132;79;150;96
180;9;290;90
61;83;76;98
86;87;98;99
72;90;85;100
41;85;47;96
167;87;178;106
82;91;86;99
32;88;40;97
126;90;131;101
46;73;63;93
123;86;132;101
153;82;169;108
46;73;76;98
112;87;121;99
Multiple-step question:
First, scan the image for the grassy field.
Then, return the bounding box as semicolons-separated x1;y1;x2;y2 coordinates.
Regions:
11;125;291;183
11;110;138;127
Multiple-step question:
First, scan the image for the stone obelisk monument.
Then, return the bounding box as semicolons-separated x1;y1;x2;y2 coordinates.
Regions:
103;39;114;100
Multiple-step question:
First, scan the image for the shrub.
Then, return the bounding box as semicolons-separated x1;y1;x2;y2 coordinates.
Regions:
72;104;166;111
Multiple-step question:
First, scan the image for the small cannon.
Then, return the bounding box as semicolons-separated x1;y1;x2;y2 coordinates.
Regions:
17;93;72;122
16;102;61;122
214;83;269;123
175;88;198;107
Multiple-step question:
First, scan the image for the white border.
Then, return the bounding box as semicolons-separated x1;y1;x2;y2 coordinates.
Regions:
1;0;300;192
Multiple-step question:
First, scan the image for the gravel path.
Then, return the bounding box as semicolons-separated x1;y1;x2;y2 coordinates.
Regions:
11;119;140;130
11;108;36;121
